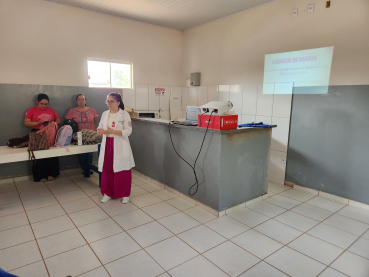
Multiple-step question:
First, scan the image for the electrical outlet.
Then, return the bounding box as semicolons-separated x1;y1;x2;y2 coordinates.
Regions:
308;4;314;13
292;8;298;17
326;1;330;8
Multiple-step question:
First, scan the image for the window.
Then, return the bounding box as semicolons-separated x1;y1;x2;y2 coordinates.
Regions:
87;58;133;89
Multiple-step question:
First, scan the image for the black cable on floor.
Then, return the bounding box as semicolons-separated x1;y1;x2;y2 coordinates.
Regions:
168;110;214;196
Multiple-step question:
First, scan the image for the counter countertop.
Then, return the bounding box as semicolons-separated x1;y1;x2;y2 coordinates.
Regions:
131;117;276;134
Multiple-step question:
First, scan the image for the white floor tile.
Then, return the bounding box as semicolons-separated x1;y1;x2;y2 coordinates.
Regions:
22;195;58;211
338;206;369;224
100;201;138;217
130;186;150;197
61;197;97;214
308;224;359;249
137;182;163;192
0;182;16;194
78;218;123;243
239;261;288;277
348;238;369;259
183;207;217;223
45;245;101;277
141;202;180;219
274;211;320;232
323;214;369;236
54;189;88;203
145;237;198;271
90;232;141;264
19;188;53;201
292;203;333;221
151;189;178;200
203;241;260;276
9;261;49;277
227;207;270;228
16;181;46;192
205;216;250;239
331;251;369;277
48;182;80;195
247;201;287;218
26;204;65;223
265;247;326;277
265;195;301;209
0;201;24;217
130;193;162;208
0;191;20;206
231;229;283;259
105;250;164;277
0;212;29;231
168;255;228;277
254;219;302;244
288;234;344;265
82;187;101;197
0;241;42;271
267;183;290;193
280;189;316;202
31;215;75;239
113;209;154;230
166;197;196;211
127;221;173;248
74;178;100;189
69;206;109;227
177;225;227;253
78;266;110;277
0;225;34;250
132;176;151;185
38;228;86;258
306;197;346;213
362;229;369;240
158;212;200;234
318;267;347;277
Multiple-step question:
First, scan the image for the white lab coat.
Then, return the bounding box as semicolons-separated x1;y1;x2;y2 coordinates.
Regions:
97;109;135;172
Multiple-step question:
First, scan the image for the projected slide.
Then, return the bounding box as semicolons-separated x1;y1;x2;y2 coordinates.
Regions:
263;47;334;94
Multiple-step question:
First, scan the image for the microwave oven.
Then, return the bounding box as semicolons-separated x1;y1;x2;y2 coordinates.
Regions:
132;111;159;119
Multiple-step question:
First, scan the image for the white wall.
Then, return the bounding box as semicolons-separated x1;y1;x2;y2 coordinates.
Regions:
0;0;183;87
182;0;369;86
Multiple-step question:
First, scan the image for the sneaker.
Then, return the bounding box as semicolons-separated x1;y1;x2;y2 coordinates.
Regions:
122;197;129;204
101;194;111;203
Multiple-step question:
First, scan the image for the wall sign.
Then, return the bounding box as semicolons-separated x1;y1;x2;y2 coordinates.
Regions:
155;88;165;96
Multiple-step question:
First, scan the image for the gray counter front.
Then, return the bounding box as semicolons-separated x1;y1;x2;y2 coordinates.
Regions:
130;118;275;212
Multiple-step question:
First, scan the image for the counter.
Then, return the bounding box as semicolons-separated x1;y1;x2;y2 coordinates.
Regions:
130;117;276;212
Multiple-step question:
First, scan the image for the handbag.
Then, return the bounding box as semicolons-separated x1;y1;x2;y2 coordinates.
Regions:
37;121;58;148
7;134;29;148
28;130;49;165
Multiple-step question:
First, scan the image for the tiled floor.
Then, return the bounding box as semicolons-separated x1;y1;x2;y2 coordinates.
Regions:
1;171;369;277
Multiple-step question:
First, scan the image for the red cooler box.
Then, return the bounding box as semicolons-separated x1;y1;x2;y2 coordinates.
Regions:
198;114;238;130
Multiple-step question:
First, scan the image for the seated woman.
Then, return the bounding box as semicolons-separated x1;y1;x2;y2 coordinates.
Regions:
24;93;61;182
65;94;99;175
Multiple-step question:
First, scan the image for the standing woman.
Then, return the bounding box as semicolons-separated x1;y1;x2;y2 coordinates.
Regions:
97;92;135;204
24;94;61;182
65;94;99;175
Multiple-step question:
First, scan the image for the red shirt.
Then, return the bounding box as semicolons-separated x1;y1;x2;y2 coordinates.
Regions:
25;106;60;129
65;107;99;131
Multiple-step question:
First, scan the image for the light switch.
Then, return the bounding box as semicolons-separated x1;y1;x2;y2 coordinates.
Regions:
292;8;298;17
308;4;314;13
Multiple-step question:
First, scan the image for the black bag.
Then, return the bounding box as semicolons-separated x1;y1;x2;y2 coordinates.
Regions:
64;119;79;134
7;134;29;148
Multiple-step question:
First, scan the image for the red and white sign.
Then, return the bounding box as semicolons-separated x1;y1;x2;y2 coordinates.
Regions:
198;114;238;130
155;88;165;96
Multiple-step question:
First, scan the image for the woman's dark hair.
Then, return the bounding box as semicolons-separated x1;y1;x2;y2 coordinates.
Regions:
108;92;124;110
76;94;86;106
37;93;49;102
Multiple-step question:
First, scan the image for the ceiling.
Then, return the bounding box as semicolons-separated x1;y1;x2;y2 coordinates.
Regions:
45;0;277;30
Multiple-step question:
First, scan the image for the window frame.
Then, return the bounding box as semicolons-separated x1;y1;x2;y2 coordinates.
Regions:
87;57;133;89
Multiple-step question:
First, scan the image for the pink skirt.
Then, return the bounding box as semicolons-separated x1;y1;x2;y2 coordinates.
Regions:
101;137;131;198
